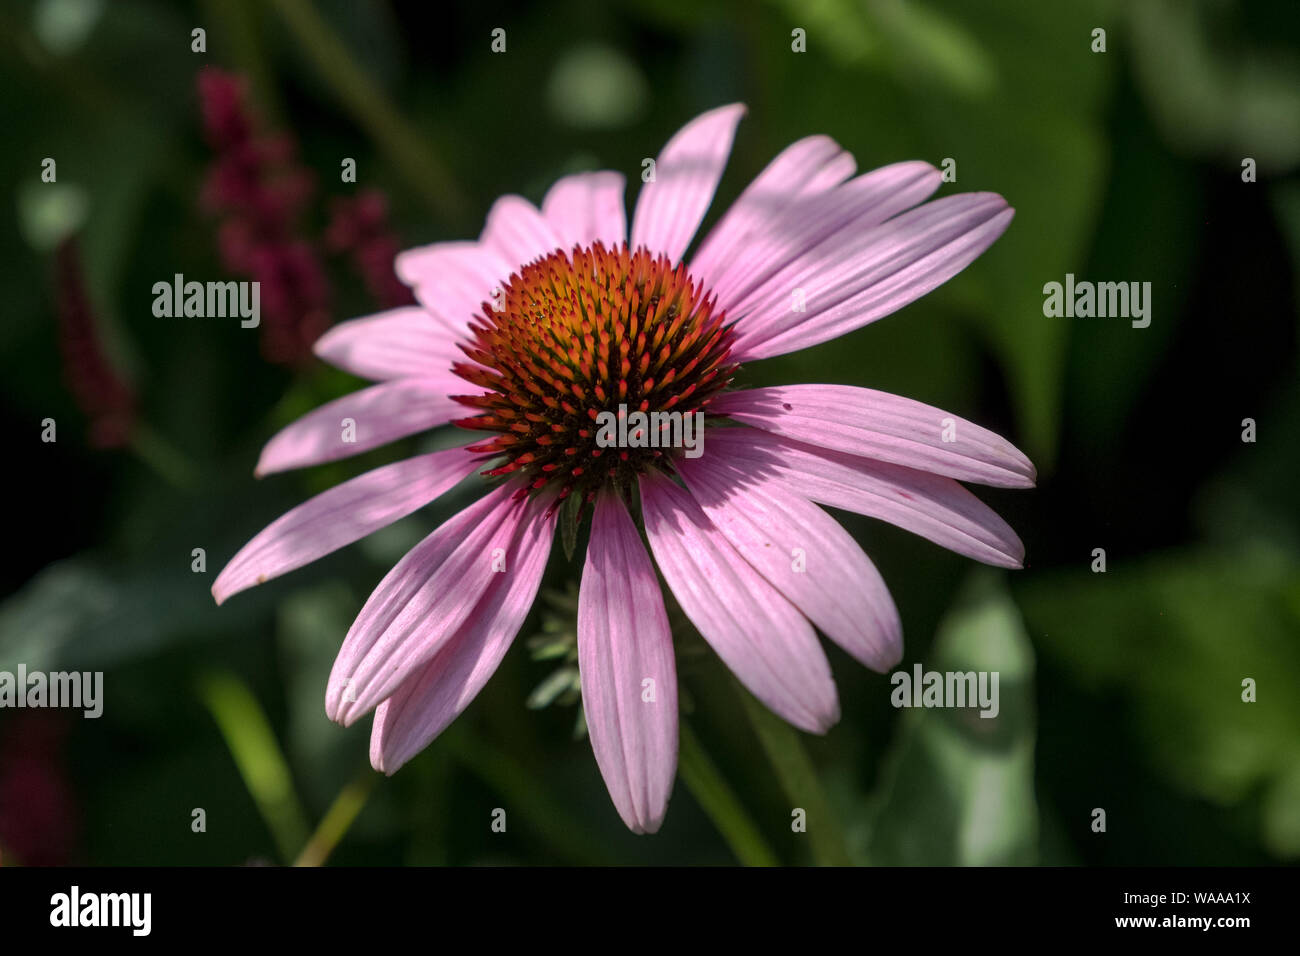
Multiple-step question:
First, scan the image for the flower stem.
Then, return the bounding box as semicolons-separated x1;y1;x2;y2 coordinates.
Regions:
198;670;310;863
269;0;467;224
130;423;200;491
293;764;377;867
441;726;613;864
679;721;779;866
202;0;284;123
738;685;854;866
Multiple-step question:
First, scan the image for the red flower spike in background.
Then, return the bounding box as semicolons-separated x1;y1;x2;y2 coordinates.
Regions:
0;713;79;866
53;238;137;450
197;66;331;365
326;190;416;309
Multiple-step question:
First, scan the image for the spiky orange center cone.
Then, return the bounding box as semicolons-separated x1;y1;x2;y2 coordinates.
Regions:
451;241;739;506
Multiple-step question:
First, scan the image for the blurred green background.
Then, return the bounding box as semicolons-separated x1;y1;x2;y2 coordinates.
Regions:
2;0;1298;866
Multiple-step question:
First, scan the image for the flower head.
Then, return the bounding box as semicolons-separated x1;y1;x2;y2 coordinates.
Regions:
214;104;1032;833
455;241;737;503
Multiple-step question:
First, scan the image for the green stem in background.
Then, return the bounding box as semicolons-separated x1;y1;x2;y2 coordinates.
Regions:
270;0;467;224
130;423;200;491
679;721;779;866
198;670;310;863
293;764;377;867
202;0;284;123
405;747;452;865
441;725;612;865
739;685;854;866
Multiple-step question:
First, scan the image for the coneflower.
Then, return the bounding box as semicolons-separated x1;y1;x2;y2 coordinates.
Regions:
214;105;1032;833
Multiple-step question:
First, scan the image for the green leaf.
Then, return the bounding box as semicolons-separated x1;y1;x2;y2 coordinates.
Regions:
866;572;1038;865
0;554;280;672
559;492;584;562
1017;543;1300;858
525;665;579;710
525;632;576;661
277;582;374;811
197;669;310;864
739;684;854;866
678;721;780;866
1127;0;1300;169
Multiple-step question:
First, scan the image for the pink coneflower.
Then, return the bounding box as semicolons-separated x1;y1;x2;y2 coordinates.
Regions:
213;105;1032;834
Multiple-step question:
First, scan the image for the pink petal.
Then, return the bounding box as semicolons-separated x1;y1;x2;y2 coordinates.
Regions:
704;162;941;316
214;445;482;605
629;103;746;264
733;193;1014;359
541;171;628;250
706;428;1025;569
639;471;839;733
369;492;557;773
578;488;678;834
688;134;856;294
711;385;1036;489
312;306;462;381
479;195;564;269
394;240;512;335
255;379;462;476
326;485;529;725
678;455;902;672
